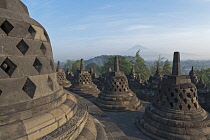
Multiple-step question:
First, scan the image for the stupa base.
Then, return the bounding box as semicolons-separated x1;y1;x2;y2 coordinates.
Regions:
136;104;210;140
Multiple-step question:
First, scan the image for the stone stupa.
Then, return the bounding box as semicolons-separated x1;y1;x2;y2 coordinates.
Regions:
56;61;71;89
69;59;100;98
89;68;99;79
0;1;113;139
95;56;142;111
197;77;208;94
65;66;74;83
137;52;210;140
127;65;142;93
189;66;199;85
138;67;162;102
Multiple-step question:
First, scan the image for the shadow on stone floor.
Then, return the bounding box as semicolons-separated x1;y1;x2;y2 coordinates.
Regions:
87;98;152;140
103;101;151;140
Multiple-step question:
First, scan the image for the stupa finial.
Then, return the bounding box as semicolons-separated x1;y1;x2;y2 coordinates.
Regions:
131;65;135;74
56;61;62;72
80;59;85;70
90;68;94;73
172;52;181;76
114;56;120;72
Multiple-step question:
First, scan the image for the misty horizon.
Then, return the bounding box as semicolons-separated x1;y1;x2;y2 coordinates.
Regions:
22;0;210;61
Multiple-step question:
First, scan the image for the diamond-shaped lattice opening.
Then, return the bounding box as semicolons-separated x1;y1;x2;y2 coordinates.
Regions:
16;40;29;55
28;25;36;37
174;98;178;103
1;58;17;76
40;43;47;55
22;78;36;99
175;89;179;93
0;20;14;35
0;90;2;96
188;104;191;110
187;93;191;98
194;103;198;109
179;93;183;98
179;104;182;110
191;98;194;103
171;92;174;97
33;58;42;74
167;97;169;101
183;98;187;104
47;76;53;91
190;88;194;92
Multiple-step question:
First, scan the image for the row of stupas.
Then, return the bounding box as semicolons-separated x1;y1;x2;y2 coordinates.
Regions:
59;56;142;111
59;52;210;139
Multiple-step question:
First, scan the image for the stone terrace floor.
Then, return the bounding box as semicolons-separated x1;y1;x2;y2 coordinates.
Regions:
87;98;152;140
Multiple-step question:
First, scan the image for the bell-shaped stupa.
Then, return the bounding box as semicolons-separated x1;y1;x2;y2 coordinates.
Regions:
69;59;100;98
137;52;210;140
127;65;142;93
197;77;208;94
65;66;74;83
0;1;112;139
56;61;71;89
189;66;199;85
95;56;142;111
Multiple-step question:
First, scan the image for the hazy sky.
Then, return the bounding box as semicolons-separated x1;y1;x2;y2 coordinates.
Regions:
22;0;210;61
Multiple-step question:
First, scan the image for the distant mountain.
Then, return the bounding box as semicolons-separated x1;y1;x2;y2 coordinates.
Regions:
85;55;134;66
122;45;202;60
84;55;111;66
128;45;148;51
122;45;161;60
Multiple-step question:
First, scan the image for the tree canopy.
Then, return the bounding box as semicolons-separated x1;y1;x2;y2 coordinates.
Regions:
101;55;132;75
132;50;150;81
85;62;101;74
162;59;172;75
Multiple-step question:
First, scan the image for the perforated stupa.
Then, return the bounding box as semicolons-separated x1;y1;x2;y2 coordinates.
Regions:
69;59;100;98
95;56;142;111
137;52;210;140
0;1;112;139
56;61;71;88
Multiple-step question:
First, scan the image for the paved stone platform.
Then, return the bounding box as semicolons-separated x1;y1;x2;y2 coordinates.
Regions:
87;98;151;140
74;94;130;140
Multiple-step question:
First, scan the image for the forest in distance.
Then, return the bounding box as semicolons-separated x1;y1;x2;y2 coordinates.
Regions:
60;51;210;89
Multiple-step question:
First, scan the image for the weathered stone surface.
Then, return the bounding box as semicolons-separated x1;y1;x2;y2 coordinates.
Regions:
69;59;100;98
137;67;162;102
0;1;116;140
137;52;210;140
127;65;142;94
56;61;71;89
96;56;142;111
